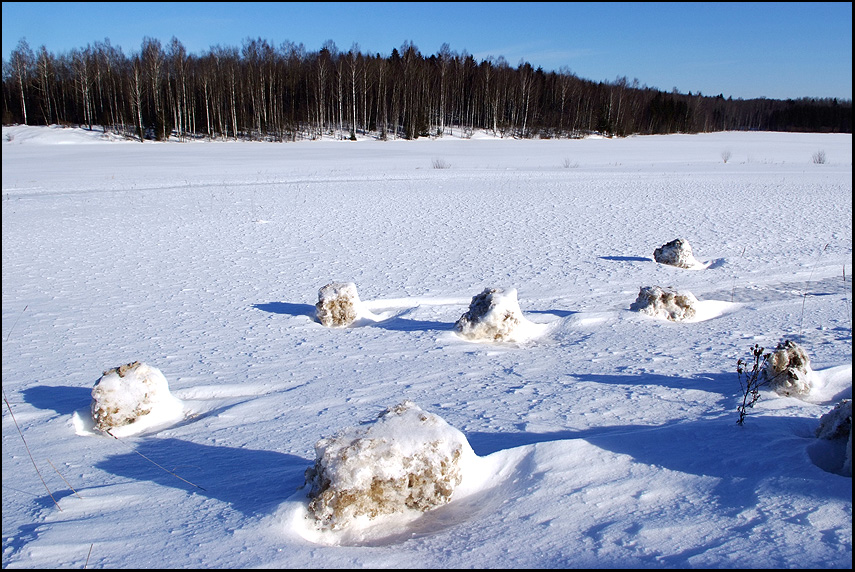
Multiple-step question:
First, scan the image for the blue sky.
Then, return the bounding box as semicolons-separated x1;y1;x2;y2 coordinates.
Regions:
2;2;851;100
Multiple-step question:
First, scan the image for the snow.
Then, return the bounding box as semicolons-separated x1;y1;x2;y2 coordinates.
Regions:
816;400;852;441
812;399;852;478
2;125;851;568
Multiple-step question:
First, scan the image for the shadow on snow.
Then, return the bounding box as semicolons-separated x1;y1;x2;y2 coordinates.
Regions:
23;385;91;416
96;437;309;517
253;301;453;332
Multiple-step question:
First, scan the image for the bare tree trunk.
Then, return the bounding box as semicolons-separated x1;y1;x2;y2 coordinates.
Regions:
130;60;145;141
36;46;53;124
10;40;34;124
336;58;344;139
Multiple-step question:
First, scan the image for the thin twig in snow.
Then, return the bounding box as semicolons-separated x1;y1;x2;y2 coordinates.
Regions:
2;388;62;511
845;265;852;333
105;430;207;491
47;458;83;499
798;243;830;343
5;304;28;342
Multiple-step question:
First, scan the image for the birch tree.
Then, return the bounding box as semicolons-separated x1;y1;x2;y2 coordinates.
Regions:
35;45;54;125
8;39;34;124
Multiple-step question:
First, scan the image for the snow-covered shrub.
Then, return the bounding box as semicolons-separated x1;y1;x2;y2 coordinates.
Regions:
90;361;182;434
454;287;525;341
630;285;698;322
303;401;472;531
815;400;852;477
315;282;361;327
816;400;852;440
761;340;813;397
653;238;700;269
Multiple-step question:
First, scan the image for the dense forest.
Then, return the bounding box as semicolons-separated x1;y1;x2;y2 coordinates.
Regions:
3;36;851;141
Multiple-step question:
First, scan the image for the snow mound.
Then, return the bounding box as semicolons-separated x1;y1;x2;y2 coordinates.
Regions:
630;285;698;322
816;399;852;440
302;401;475;532
762;340;814;397
653;238;705;269
315;282;362;327
88;361;185;437
813;400;852;477
454;287;547;342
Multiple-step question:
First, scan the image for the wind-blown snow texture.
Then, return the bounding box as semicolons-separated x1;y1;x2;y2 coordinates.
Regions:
2;126;852;568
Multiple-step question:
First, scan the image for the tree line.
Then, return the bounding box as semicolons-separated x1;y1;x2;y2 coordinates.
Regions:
3;36;851;141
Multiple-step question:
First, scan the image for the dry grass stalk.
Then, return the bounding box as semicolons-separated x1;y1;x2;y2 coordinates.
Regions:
47;458;83;499
104;430;207;491
798;243;829;343
2;388;62;510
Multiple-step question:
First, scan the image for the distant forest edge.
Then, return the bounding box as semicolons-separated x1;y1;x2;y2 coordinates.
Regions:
3;37;852;141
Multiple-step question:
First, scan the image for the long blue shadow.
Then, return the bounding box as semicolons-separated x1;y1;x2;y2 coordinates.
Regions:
528;309;577;318
366;316;452;332
571;371;734;399
466;413;850;519
599;255;651;263
96;437;309;516
253;302;315;317
254;301;453;332
23;385;91;415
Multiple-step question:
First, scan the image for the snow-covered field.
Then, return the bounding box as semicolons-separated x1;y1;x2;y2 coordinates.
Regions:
2;125;851;568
